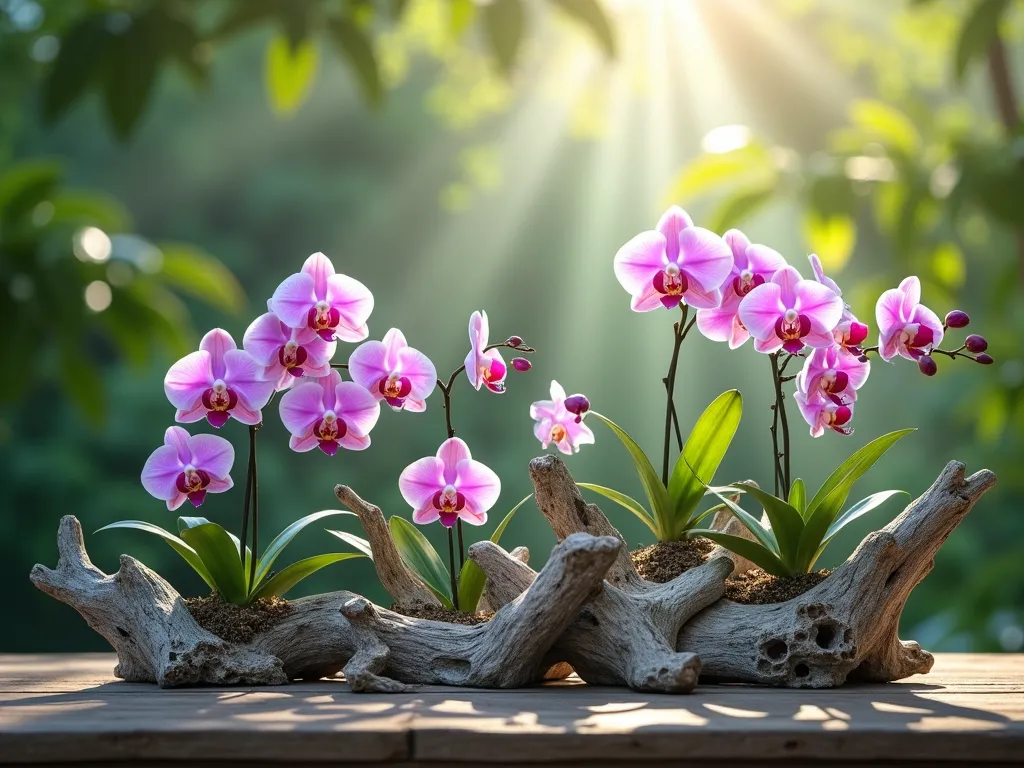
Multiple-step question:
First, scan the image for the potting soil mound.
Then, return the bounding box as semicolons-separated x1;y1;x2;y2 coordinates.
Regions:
185;595;293;644
394;604;493;625
724;569;830;604
631;538;716;583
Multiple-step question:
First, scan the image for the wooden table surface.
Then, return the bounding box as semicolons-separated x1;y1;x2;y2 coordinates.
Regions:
1;653;1022;766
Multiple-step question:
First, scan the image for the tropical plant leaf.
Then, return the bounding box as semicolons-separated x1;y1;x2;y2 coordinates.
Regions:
457;494;532;612
547;0;615;57
814;489;910;568
103;12;163;140
42;15;110;122
249;553;365;601
955;0;1011;82
180;523;248;604
265;34;319;115
709;186;775;233
328;18;383;107
158;243;246;314
668;390;742;538
389;516;453;608
690;530;792;578
0;160;62;223
589;412;673;540
732;482;804;567
326;529;374;559
95;520;216;591
709;491;780;556
254;510;353;587
577;483;658;537
789;478;807;519
664;142;775;202
482;0;525;75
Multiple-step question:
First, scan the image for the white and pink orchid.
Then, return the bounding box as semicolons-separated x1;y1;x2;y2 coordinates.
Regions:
796;346;870;405
738;266;844;354
349;328;437;412
876;276;944;362
243;310;336;391
613;206;733;311
794;391;854;438
164;329;275;428
529;380;595;455
141;426;234;510
279;370;380;455
398;437;501;528
697;230;788;348
270;252;374;343
465;310;507;393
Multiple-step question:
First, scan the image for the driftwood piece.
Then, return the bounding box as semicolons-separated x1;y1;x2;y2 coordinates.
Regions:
678;460;997;687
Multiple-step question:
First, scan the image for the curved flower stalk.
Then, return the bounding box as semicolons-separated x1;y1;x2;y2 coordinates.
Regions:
348;328;437;411
530;380;595;455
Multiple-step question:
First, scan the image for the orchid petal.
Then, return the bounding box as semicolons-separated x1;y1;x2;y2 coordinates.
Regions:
199;329;236;380
875;288;905;338
270;272;316;329
335;381;381;436
738;283;784;340
772;266;803;307
279;380;326;436
223;350;274;411
677;226;733;292
455;458;501;516
655;205;693;263
724;228;751;269
795;281;844;333
400;456;445;509
301;252;335;299
438;437;472;483
412;505;440;525
243;312;287;366
898;276;921;318
288;433;320;452
910;303;945;349
326;273;374;342
187;433;234;478
164;351;212;410
141;445;183;500
348;340;389;392
395;346;437;400
681;282;723;310
613;231;667;297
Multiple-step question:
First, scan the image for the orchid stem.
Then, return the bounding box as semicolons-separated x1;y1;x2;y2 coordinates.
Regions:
661;306;691;487
769;353;791;499
457;520;465;571
248;423;261;592
239;426;254;578
330;363;348;369
447;526;460;611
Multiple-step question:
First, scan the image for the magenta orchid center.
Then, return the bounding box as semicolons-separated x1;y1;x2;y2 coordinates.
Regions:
733;269;764;297
278;340;309;377
200;379;238;427
899;323;934;358
480;358;506;392
775;308;812;353
378;374;413;408
432;483;467;528
307;300;342;342
174;464;211;508
653;261;688;308
824;404;853;435
312;409;348;455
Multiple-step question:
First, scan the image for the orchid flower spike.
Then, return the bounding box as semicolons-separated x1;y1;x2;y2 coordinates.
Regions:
243;309;336;391
164;329;275;427
697;230;788;348
141;426;234;510
348;328;437;412
465;310;507;393
613;206;733;311
876;276;944;362
530;381;595;455
738;266;844;354
398;437;501;528
279;369;380;455
270;252;374;342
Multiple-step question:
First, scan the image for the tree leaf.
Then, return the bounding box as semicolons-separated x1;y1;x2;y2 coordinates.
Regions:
849;99;921;157
43;15;110;122
955;0;1011;82
708;187;775;233
103;13;163;140
690;530;792;578
180;523;248;604
578;483;658;537
389;516;453;607
328;18;383;107
254;510;354;587
157;243;246;314
547;0;615;57
249;553;365;601
789;478;807;519
482;0;525;75
802;211;855;273
450;0;477;38
668;390;743;539
49;191;130;232
457;493;532;612
95;520;216;591
265;34;320;116
326;529;374;559
589;412;673;540
732;482;804;569
664;142;776;203
0;160;62;224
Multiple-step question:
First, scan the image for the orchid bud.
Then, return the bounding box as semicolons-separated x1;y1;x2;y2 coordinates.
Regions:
564;394;590;424
506;335;524;347
917;355;937;377
511;357;532;372
847;321;869;346
945;310;970;329
965;334;988;353
976;353;994;365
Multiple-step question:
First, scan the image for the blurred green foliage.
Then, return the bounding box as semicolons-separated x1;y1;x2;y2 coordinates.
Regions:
1;0;1022;656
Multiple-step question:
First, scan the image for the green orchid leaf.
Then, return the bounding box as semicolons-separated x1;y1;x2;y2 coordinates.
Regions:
690;530;792;578
709;491;780;556
733;483;804;567
249;553;365;601
178;515;251;585
326;529;374;559
668;390;743;538
577;483;658;537
590;412;673;540
789;478;807;519
254;510;354;587
457;493;532;612
808;490;911;569
180;522;248;604
96;520;216;592
389;516;453;608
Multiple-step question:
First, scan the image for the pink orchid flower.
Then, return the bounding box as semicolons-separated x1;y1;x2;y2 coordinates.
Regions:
349;328;437;411
876;276;944;362
697;230;788;348
270;252;374;343
243;310;336;391
807;254;870;352
465;310;507;393
141;426;234;510
529;380;595;455
795;390;854;437
164;329;275;428
738;266;844;354
278;369;380;455
398;437;501;528
796;346;869;406
613;206;733;311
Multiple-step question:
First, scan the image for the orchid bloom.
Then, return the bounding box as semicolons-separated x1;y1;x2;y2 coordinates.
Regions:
164;329;275;428
529;381;595;455
349;328;437;411
270;252;374;343
807;254;870;352
243;310;336;391
398;437;501;528
613;206;733;311
738;266;844;354
796;346;869;405
279;369;380;455
697;230;788;348
876;276;944;362
465;310;507;393
141;426;234;510
795;390;854;437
